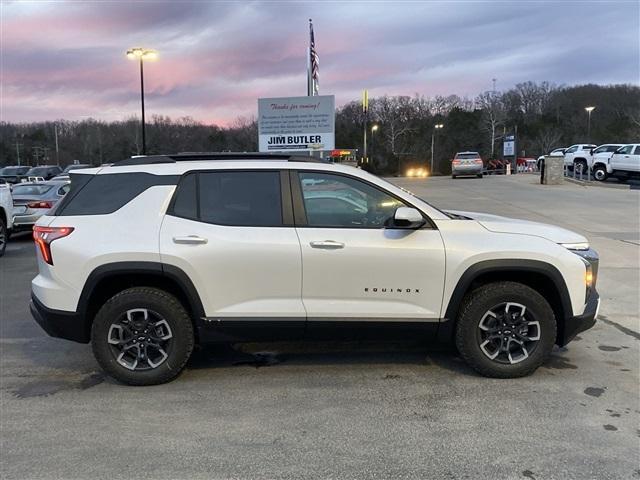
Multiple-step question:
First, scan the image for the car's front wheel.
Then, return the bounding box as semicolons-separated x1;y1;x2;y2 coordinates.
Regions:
593;165;608;182
455;281;556;378
91;287;194;385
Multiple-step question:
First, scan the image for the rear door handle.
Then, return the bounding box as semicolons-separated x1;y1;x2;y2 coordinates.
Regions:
173;235;208;245
310;240;345;250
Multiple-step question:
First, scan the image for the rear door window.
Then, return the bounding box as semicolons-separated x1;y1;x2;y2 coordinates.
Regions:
170;171;283;227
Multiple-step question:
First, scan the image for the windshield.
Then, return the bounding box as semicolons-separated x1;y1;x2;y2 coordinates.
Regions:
26;167;51;176
11;184;53;196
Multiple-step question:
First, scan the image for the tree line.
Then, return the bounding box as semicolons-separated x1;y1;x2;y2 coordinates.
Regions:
1;82;638;174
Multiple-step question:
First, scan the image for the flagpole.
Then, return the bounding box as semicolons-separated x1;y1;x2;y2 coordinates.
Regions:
307;45;312;96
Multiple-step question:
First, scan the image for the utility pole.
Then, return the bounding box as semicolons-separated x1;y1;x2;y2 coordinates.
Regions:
492;78;497;93
362;89;369;166
54;124;60;166
15;140;23;166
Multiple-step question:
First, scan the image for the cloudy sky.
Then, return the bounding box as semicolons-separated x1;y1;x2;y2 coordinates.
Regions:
2;1;638;125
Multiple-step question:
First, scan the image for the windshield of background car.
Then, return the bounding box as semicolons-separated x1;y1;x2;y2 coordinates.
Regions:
26;167;51;176
11;184;53;196
455;153;480;159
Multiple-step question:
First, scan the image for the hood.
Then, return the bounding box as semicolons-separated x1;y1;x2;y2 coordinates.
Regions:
446;210;587;244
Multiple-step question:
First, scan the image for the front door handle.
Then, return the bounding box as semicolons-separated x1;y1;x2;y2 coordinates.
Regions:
173;235;208;245
310;240;345;250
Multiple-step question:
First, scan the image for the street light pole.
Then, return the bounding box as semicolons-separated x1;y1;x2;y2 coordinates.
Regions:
370;124;378;165
585;106;595;143
127;48;157;155
139;57;146;155
430;124;443;174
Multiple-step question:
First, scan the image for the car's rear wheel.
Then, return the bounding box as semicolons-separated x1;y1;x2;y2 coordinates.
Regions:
455;281;556;378
593;165;608;181
451;174;457;179
0;217;7;257
91;287;194;385
477;173;483;178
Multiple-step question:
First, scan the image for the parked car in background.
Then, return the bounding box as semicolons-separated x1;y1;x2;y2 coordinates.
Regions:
11;180;70;232
536;148;566;170
25;165;63;181
593;144;640;181
0;179;13;256
62;164;92;174
452;152;483;178
586;144;626;171
0;166;31;184
562;144;596;171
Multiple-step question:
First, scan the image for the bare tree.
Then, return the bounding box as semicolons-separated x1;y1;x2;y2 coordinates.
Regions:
476;91;506;158
372;95;415;154
533;127;563;155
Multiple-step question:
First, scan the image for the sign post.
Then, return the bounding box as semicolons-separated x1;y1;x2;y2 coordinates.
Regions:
258;95;335;153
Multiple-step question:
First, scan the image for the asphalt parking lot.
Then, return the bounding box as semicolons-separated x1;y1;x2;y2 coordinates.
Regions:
1;174;638;480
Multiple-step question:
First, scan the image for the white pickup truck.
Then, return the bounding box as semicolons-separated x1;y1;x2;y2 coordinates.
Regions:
593;144;640;181
0;178;13;256
562;144;596;171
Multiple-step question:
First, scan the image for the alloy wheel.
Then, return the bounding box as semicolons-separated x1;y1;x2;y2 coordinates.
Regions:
107;308;173;371
477;302;541;365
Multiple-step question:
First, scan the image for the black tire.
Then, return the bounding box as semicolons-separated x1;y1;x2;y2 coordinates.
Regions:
593;165;608;182
91;287;194;386
0;217;6;257
477;174;483;178
455;281;556;378
451;174;457;179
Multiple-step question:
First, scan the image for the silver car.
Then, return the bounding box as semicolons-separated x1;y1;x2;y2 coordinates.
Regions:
452;151;484;178
11;180;70;232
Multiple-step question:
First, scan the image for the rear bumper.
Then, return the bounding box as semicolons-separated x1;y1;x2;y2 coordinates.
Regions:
560;289;599;346
30;293;90;343
452;165;483;175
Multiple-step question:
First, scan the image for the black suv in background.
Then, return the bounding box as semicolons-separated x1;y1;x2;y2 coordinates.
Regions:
25;165;63;180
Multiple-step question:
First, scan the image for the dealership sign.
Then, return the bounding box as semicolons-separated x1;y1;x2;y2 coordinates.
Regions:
503;134;515;156
258;95;335;152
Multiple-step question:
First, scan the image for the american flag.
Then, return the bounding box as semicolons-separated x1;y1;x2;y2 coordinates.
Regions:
309;19;319;95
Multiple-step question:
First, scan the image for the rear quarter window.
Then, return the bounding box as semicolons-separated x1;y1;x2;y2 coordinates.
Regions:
55;173;178;216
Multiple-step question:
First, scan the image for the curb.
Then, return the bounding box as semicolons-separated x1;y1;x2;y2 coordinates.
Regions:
564;177;635;190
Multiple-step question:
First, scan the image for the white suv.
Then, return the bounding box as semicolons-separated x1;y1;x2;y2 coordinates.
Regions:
30;153;600;385
0;178;13;256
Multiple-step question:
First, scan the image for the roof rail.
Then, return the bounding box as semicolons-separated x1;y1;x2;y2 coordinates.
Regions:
113;152;330;166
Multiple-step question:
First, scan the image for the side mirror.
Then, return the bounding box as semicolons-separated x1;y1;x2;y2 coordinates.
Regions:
390;207;425;229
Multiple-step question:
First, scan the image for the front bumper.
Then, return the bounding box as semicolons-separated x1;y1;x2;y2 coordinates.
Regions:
30;293;90;343
560;289;600;346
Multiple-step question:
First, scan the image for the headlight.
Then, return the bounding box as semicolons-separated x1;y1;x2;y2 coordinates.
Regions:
560;242;589;251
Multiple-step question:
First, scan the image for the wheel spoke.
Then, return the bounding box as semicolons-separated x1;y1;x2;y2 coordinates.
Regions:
480;340;500;359
479;311;497;331
524;321;541;341
507;338;529;364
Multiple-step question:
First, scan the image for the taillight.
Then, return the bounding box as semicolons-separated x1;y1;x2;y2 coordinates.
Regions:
474;159;483;164
27;201;53;209
452;160;461;165
33;226;74;265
